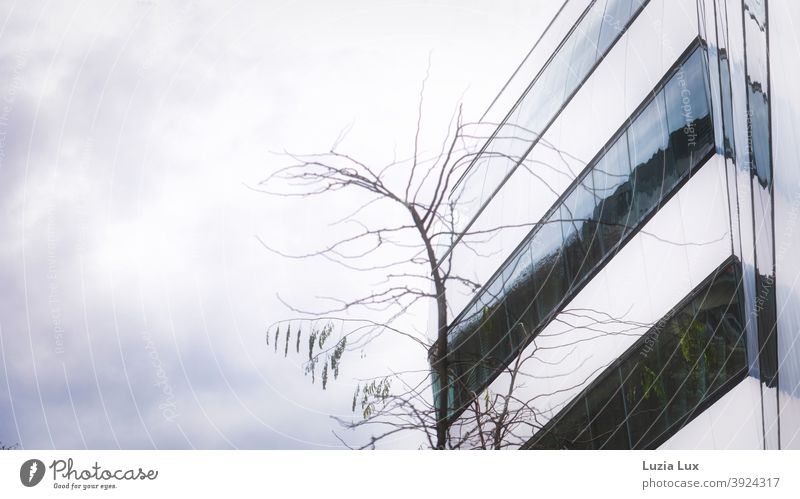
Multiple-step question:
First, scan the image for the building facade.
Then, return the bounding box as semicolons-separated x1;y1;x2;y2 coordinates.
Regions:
436;0;800;449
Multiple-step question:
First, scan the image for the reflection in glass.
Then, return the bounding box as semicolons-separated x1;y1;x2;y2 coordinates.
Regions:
743;0;777;389
588;372;631;449
629;92;668;222
531;213;568;320
448;0;650;239
593;133;632;254
561;177;601;288
597;0;636;54
502;245;537;350
664;48;713;187
441;46;716;416
563;1;606;94
525;261;747;449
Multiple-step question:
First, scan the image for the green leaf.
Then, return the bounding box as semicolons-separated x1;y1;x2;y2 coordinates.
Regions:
319;322;332;348
331;337;347;380
308;329;318;362
352;385;359;413
284;324;291;357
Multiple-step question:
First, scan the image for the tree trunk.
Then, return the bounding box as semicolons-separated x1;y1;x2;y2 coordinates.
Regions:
410;208;449;449
434;284;448;449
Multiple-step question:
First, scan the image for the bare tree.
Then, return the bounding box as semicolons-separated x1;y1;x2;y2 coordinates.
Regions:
258;80;657;449
258;81;513;449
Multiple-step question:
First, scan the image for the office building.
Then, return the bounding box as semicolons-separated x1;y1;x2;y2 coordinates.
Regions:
436;0;800;449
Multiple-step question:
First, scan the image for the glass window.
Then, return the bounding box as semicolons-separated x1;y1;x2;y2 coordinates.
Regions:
657;300;699;429
520;42;571;134
478;277;510;372
588;370;631;449
529;399;592;449
525;260;748;449
502;245;531;293
448;300;478;345
448;299;491;412
665;49;713;184
502;245;538;350
687;48;714;161
592;134;633;255
531;212;568;322
443;45;717;418
756;270;778;386
447;0;648;245
622;358;670;448
743;0;777;390
628;92;668;223
718;51;736;159
597;0;635;54
560;203;582;289
749;88;771;187
450;327;482;408
579;173;604;275
560;175;601;288
563;0;606;95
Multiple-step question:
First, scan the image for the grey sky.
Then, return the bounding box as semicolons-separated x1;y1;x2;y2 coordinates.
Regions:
0;0;558;449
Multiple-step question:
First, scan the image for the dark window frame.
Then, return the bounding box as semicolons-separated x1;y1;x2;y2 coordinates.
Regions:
443;0;653;264
521;255;749;450
440;39;716;422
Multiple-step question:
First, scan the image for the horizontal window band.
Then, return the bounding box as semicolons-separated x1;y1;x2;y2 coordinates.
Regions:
437;42;716;422
522;256;748;450
442;0;652;263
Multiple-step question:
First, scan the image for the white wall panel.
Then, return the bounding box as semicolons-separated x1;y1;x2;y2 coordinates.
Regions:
479;157;732;443
447;0;699;319
659;376;763;449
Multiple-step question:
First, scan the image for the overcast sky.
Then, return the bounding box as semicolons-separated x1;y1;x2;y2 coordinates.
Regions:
0;0;559;449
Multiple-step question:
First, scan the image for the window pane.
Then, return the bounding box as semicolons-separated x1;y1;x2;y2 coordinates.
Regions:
657;302;698;431
449;0;646;241
502;245;538;349
597;0;634;54
628;92;668;223
521;47;570;133
560;203;581;289
444;46;718;418
749;86;771;186
578;173;604;272
719;51;736;159
478;278;510;373
665;49;713;183
531;213;568;322
561;175;601;288
451;317;482;410
526;260;748;449
623;354;671;447
588;371;631;449
592;134;633;255
530;399;592;449
563;0;606;95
